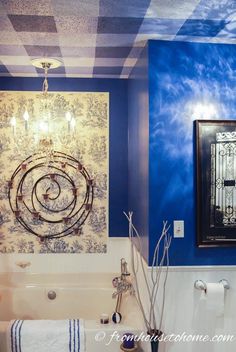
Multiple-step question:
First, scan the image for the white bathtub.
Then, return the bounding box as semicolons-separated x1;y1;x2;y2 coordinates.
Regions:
0;273;145;352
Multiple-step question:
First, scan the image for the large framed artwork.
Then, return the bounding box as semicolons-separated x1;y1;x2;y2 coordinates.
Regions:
0;91;109;254
196;119;236;247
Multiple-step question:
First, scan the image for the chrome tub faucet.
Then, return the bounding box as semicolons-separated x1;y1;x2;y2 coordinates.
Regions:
112;258;135;298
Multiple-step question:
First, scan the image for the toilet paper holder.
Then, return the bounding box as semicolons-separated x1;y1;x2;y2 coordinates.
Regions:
194;279;230;293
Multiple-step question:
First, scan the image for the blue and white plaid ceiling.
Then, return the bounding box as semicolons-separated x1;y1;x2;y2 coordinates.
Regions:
0;0;235;78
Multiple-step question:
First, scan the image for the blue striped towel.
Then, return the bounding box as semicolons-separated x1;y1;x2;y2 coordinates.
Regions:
8;319;84;352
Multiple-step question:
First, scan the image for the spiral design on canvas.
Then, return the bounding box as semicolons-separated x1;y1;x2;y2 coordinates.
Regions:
8;151;94;239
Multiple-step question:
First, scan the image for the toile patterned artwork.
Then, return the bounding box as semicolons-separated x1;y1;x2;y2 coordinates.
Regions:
0;91;109;254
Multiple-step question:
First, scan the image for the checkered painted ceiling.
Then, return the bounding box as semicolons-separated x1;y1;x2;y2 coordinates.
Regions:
0;0;235;78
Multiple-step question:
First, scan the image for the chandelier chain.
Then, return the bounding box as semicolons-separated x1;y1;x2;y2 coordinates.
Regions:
42;62;51;95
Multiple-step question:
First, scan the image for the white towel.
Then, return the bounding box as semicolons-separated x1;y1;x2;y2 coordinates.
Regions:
7;319;85;352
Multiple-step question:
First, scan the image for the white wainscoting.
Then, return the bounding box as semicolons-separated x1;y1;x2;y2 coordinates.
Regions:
136;262;236;352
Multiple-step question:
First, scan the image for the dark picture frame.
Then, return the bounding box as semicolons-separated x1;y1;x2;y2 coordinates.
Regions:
196;119;236;247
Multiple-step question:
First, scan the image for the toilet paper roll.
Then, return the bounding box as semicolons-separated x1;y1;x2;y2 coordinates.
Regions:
206;282;225;317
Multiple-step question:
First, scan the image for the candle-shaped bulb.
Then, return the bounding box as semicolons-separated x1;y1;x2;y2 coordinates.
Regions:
23;110;29;121
10;116;16;126
71;117;76;131
66;111;72;133
23;110;29;132
10;116;16;137
65;111;72;122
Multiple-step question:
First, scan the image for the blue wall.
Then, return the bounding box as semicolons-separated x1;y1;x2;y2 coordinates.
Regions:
0;77;128;237
4;39;236;266
128;44;149;261
149;40;236;265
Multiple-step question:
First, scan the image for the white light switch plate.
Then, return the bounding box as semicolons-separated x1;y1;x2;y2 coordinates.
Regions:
173;220;184;238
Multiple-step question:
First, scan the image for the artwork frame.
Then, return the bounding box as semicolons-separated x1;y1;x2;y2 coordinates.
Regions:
196;119;236;247
0;90;109;254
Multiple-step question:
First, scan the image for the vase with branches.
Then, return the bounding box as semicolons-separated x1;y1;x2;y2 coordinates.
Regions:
124;212;172;352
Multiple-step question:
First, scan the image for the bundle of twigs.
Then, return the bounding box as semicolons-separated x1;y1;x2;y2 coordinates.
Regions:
124;211;171;334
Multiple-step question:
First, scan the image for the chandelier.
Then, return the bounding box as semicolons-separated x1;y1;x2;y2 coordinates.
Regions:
7;58;94;241
10;58;76;160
